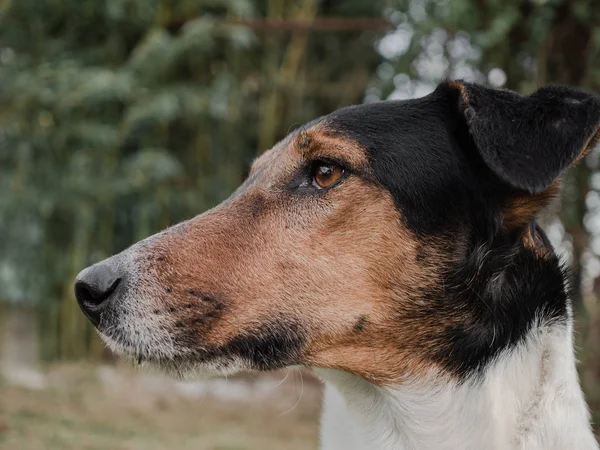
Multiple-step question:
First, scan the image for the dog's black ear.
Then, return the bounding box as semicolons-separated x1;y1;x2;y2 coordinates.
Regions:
447;80;600;194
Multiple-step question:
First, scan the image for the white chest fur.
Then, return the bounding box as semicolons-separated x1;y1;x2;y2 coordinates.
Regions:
315;321;599;450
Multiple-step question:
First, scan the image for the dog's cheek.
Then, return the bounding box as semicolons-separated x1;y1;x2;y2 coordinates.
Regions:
219;319;308;370
168;301;228;350
180;318;308;371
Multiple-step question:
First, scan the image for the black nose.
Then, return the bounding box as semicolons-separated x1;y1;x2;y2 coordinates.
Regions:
74;263;121;326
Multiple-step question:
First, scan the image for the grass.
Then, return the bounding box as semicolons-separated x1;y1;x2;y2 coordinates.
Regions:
0;363;321;450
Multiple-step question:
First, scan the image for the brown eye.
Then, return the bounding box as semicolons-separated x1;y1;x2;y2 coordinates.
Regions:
313;162;344;189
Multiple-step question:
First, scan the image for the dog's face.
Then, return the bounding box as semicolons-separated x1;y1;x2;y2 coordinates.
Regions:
75;81;600;384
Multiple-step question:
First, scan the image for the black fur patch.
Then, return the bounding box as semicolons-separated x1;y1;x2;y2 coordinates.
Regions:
432;227;568;375
353;316;367;333
220;320;305;370
189;320;306;371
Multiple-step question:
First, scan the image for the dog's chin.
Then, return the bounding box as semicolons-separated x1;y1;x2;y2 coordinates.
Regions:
135;356;249;381
96;330;249;380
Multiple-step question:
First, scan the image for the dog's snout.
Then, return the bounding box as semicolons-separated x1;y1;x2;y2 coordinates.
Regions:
74;263;121;326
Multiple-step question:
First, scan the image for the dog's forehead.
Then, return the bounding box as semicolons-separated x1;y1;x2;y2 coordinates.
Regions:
251;119;372;175
325;94;451;149
254;132;296;165
251;97;439;174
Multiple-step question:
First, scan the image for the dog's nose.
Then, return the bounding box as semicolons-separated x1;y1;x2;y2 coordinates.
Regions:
74;263;121;326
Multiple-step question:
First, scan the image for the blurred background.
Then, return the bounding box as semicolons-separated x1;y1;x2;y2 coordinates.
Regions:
1;0;600;448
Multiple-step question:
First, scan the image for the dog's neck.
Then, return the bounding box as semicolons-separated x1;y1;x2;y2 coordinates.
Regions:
315;318;598;450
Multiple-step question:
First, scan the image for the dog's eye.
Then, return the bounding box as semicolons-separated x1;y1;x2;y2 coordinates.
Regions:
312;162;344;189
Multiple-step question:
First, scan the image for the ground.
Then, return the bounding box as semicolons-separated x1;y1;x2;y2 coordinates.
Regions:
0;363;321;450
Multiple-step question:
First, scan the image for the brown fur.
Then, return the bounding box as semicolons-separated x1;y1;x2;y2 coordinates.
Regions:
128;126;452;384
448;79;469;107
573;124;600;166
503;181;560;230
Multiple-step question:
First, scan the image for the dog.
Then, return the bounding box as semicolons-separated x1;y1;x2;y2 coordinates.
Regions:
75;80;600;449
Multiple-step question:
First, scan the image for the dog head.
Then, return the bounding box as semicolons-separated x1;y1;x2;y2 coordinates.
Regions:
75;81;600;383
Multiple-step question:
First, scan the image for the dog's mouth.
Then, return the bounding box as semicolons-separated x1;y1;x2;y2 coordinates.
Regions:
96;323;251;380
96;323;179;367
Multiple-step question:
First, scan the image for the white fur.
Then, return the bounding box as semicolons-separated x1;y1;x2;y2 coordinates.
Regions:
316;318;599;450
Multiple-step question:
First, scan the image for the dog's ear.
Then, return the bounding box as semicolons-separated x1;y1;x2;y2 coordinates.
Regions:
447;80;600;194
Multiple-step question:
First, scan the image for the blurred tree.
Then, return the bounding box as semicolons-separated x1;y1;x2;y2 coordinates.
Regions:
0;0;386;359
